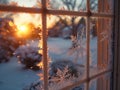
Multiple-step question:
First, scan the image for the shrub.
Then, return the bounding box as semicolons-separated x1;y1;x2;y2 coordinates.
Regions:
23;60;84;90
14;45;42;70
49;60;79;79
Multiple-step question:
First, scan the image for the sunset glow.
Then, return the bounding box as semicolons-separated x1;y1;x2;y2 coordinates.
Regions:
16;24;29;38
18;25;28;32
9;21;14;26
37;61;43;69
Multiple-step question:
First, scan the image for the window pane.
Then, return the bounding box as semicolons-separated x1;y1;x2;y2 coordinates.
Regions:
0;0;41;8
0;12;42;90
71;83;85;90
90;72;112;90
47;0;86;11
90;0;114;13
89;17;98;75
90;0;98;12
97;0;113;14
47;15;87;89
89;17;113;76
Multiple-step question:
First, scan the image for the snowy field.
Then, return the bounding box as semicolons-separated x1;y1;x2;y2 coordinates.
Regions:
0;57;40;90
0;37;97;90
48;37;97;66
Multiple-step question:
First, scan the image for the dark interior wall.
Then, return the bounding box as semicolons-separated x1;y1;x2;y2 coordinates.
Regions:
113;0;120;90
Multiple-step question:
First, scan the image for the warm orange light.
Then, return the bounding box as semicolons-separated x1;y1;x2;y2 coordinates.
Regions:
9;21;14;26
18;25;28;32
38;40;43;54
37;61;43;69
16;24;29;38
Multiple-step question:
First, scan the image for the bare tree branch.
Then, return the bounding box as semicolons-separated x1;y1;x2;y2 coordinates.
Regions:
78;0;84;10
0;0;8;4
56;0;97;37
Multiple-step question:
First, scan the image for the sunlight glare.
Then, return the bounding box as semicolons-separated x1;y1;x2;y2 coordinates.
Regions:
18;25;28;32
16;24;29;38
9;21;14;26
37;61;43;69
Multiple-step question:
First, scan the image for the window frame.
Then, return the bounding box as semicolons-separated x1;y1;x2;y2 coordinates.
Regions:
113;0;120;90
0;0;114;90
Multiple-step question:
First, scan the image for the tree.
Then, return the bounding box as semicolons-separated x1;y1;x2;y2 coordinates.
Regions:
48;0;97;63
14;45;42;70
0;18;22;62
50;0;97;38
0;0;8;4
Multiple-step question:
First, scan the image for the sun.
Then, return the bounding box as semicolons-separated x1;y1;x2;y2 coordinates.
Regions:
16;24;29;38
18;25;27;32
18;25;28;32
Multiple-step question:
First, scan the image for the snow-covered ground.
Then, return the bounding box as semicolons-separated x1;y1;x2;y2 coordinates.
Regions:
48;37;97;66
0;57;40;90
0;37;97;90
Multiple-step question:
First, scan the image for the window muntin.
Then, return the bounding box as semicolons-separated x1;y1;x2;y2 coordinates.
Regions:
0;0;114;90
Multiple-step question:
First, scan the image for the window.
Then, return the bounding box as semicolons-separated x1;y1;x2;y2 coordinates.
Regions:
0;0;114;90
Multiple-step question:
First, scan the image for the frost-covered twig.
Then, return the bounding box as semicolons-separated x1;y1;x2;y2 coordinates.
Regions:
69;24;86;63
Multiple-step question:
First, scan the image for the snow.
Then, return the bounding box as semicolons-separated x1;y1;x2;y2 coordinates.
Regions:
0;57;40;90
90;37;97;67
0;37;97;90
48;37;72;61
48;37;97;66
